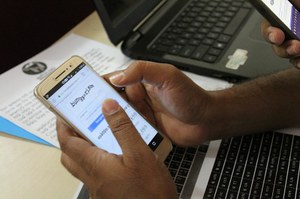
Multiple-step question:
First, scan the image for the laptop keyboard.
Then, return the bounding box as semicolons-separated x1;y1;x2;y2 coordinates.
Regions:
149;0;253;63
164;144;208;197
204;132;300;199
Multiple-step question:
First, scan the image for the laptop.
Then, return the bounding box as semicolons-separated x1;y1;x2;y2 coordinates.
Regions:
165;131;300;199
93;0;292;82
77;130;300;199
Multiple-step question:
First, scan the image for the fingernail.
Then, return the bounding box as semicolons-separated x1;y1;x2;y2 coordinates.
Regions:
287;46;295;56
102;99;120;115
268;32;276;43
109;72;125;85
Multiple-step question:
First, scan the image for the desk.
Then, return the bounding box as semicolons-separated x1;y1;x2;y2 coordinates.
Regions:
0;11;111;199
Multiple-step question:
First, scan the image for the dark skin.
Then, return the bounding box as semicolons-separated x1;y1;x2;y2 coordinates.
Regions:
261;0;300;68
57;5;300;197
57;62;300;199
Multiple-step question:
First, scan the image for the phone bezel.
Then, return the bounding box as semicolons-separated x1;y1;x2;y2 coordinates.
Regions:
34;55;172;160
249;0;299;40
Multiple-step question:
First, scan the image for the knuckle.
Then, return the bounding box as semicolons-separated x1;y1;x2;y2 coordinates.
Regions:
59;137;72;152
111;117;133;134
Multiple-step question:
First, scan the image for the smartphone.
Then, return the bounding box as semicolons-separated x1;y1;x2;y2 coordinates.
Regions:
34;56;172;160
249;0;300;40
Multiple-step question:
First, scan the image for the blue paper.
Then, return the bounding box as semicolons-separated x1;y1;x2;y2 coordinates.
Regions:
0;116;52;146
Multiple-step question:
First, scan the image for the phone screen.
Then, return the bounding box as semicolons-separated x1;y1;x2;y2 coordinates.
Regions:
261;0;300;38
43;62;163;154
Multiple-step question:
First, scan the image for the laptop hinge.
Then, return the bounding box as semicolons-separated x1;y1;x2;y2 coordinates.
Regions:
123;31;142;49
124;0;177;48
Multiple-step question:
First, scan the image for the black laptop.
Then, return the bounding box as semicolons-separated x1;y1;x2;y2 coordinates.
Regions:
93;0;292;82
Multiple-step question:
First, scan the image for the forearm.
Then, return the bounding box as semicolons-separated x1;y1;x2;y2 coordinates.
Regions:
206;67;300;140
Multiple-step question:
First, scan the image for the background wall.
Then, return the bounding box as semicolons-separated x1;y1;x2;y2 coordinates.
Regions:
0;0;95;74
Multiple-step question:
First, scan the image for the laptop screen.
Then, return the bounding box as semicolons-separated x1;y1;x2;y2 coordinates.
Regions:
102;0;143;26
94;0;162;45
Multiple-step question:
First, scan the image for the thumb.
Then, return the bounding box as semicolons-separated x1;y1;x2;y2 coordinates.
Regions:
102;99;147;157
108;61;179;88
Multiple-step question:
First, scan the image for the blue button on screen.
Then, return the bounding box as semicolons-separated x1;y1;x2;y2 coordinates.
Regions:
88;114;105;132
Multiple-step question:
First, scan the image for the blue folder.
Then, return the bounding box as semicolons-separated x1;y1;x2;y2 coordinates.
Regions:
0;116;52;146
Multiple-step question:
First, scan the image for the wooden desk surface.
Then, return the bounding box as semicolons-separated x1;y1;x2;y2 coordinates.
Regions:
0;11;112;199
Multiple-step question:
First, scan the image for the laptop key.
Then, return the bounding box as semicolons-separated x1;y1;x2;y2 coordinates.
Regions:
168;45;183;55
213;42;226;49
240;178;252;193
285;187;296;199
229;177;241;192
208;172;220;186
223;161;234;175
218;34;231;43
179;46;195;57
227;191;238;199
203;54;217;63
215;188;227;199
261;183;274;198
219;174;231;189
178;168;189;177
274;185;285;198
175;176;186;185
212;159;224;173
169;169;177;177
238;192;249;199
203;185;217;199
191;45;209;60
251;181;263;196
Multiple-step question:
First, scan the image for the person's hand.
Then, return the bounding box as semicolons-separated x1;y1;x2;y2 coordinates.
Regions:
108;61;212;146
57;99;177;199
261;20;300;68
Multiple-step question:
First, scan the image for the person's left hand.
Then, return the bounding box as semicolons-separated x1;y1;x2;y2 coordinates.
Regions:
57;99;177;199
261;20;300;68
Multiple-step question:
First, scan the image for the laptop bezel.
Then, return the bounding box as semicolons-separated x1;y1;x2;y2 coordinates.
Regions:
93;0;161;45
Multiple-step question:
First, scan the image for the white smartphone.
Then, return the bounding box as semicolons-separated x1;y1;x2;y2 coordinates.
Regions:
249;0;300;40
34;56;172;160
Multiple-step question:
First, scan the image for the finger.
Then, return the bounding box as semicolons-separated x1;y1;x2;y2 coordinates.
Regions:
286;40;300;56
103;71;126;92
102;99;149;157
261;20;285;45
108;61;181;88
125;84;157;126
57;118;107;175
56;118;78;143
60;152;89;182
290;57;300;69
271;44;290;58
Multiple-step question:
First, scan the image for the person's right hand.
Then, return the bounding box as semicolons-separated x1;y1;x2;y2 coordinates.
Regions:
57;99;178;199
107;61;213;147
